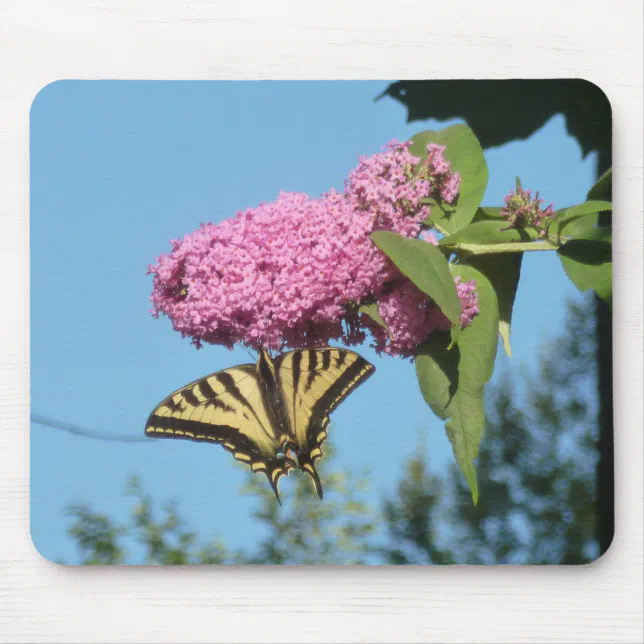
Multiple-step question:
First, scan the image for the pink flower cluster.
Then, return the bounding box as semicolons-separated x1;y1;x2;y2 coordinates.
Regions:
424;143;461;204
365;276;480;357
500;187;555;236
148;140;474;356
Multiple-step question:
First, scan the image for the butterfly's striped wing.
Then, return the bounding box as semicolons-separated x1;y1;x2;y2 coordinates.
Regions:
276;348;375;498
145;365;292;501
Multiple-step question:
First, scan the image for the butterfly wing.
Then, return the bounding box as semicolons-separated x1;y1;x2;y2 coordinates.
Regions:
145;365;291;502
276;348;375;498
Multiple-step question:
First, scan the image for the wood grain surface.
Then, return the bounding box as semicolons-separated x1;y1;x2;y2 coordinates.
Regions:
1;1;642;642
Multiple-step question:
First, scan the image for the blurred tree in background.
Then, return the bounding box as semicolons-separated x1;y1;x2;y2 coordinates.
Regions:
67;444;377;565
66;296;598;565
382;297;598;565
380;80;612;556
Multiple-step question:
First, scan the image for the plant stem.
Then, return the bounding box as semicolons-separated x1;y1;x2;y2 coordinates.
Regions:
446;240;555;255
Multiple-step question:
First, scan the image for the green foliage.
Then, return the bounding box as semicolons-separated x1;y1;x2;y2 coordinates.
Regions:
561;200;612;219
453;297;599;564
386;296;600;564
370;231;462;341
241;445;377;564
549;201;611;242
65;444;376;565
125;477;231;564
466;254;523;358
67;505;126;565
439;221;540;248
587;168;612;201
551;174;612;305
65;299;599;566
472;206;503;222
415;265;500;503
558;229;612;307
60;99;607;564
382;80;611;162
370;123;611;498
68;478;231;565
409;124;488;234
381;449;453;565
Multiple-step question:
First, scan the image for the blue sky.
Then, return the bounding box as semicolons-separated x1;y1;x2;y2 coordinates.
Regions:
30;81;596;564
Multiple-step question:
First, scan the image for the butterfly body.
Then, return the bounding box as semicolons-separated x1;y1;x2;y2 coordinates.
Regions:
145;347;375;502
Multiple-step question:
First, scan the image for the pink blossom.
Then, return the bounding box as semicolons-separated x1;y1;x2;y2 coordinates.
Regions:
364;276;480;358
423;143;461;204
455;277;480;328
149;140;468;356
500;186;555;236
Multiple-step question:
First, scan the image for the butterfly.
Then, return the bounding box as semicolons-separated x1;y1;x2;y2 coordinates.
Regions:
145;347;375;502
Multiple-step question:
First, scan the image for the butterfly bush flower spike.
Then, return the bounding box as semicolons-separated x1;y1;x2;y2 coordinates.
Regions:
415;143;461;205
365;275;479;358
500;187;555;237
455;277;479;327
149;140;469;358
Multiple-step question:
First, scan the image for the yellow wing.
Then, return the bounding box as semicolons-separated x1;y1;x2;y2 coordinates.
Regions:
276;348;375;498
145;365;293;502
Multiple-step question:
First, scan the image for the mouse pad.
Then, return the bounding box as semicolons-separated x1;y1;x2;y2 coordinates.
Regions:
30;80;613;565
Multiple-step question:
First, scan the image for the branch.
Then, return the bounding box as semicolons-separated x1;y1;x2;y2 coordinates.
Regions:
31;414;151;443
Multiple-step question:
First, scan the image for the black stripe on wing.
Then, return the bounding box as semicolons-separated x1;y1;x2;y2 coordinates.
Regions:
282;349;375;500
213;371;273;439
310;355;375;423
146;414;256;451
305;350;318;390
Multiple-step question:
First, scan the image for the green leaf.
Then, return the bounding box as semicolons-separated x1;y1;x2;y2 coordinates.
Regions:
549;200;612;239
358;303;388;330
415;265;499;504
557;228;612;306
472;206;503;222
440;220;539;247
370;231;462;337
466;254;523;358
415;331;459;422
450;265;499;384
565;200;612;218
549;212;593;241
587;168;612;201
516;176;523;192
409;124;488;234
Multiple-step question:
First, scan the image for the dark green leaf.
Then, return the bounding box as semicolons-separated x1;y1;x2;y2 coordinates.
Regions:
466;254;523;357
549;211;596;240
415;265;499;504
565;200;612;218
587;168;612;201
358;303;388;330
370;231;462;335
550;201;611;240
472;206;503;222
557;229;612;305
409;124;488;234
450;265;499;385
415;330;459;420
440;221;539;247
516;176;523;192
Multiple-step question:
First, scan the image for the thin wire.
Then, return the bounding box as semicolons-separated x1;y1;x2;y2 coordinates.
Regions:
31;414;151;444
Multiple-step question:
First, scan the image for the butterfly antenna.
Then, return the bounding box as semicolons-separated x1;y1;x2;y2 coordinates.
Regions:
242;345;257;361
